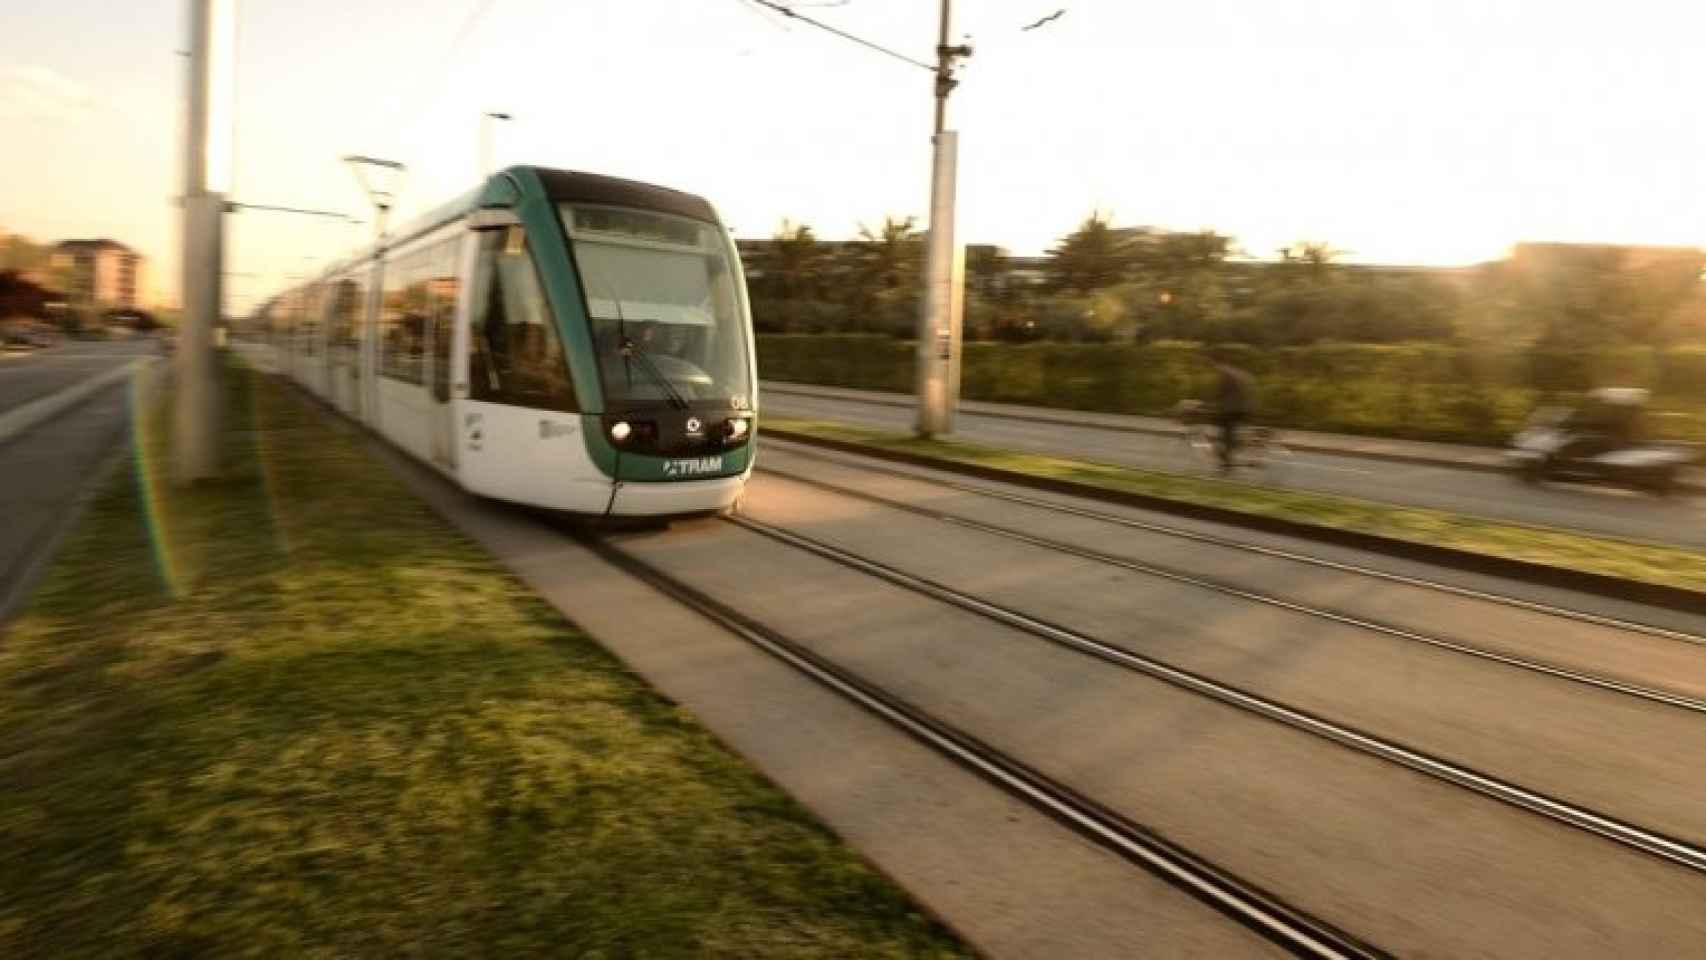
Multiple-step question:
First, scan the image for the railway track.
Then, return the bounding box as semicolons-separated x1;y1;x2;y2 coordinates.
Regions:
582;530;1393;960
588;497;1706;951
761;439;1706;648
719;512;1706;877
757;463;1706;717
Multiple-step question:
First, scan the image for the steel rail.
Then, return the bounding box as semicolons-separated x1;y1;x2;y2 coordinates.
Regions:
761;440;1706;648
582;531;1391;960
728;514;1706;876
759;465;1706;717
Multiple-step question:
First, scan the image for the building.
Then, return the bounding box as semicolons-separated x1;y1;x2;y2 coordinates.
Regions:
52;239;145;310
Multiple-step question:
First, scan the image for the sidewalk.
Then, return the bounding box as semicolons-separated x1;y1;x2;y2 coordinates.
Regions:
760;381;1508;472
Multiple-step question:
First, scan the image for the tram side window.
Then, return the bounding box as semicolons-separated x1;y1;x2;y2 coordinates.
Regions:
427;239;460;403
380;250;428;385
287;289;308;356
301;285;323;357
469;226;576;412
331;275;364;349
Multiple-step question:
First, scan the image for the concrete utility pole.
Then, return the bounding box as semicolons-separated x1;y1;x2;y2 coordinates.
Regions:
915;0;972;437
174;0;234;482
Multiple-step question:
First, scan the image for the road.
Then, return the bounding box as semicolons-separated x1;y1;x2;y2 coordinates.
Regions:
0;339;155;410
0;339;159;621
762;383;1706;550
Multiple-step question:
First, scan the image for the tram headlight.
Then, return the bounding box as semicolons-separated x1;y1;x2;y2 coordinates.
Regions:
610;421;633;442
727;417;750;440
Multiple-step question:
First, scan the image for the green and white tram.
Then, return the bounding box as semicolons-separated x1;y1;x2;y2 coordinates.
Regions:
258;166;757;517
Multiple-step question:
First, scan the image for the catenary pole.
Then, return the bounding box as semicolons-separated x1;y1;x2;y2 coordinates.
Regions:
175;0;233;481
915;0;971;437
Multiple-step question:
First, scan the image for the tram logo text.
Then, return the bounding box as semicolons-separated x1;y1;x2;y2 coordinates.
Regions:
662;456;723;477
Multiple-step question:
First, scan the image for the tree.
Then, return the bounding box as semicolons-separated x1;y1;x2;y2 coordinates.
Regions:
1121;230;1235;342
765;219;825;303
841;216;923;336
1488;243;1706;349
1045;213;1131;293
0;270;52;321
852;216;923;292
774;219;825;298
0;233;53;275
1276;241;1343;284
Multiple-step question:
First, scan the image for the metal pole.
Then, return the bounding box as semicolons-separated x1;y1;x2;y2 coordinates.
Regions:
915;0;970;437
175;0;227;482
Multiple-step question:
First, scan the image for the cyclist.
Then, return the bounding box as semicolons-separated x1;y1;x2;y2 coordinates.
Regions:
1208;355;1257;473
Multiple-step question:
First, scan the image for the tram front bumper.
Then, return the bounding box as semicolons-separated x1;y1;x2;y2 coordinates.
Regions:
606;474;747;517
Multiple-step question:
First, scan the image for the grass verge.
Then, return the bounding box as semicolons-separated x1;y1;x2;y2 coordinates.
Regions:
0;364;967;959
764;417;1706;594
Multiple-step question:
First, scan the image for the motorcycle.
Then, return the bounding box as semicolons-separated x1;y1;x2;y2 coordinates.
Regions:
1505;388;1699;495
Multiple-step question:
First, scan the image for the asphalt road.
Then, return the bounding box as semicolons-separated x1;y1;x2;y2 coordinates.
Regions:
763;385;1706;549
0;339;156;412
0;339;158;621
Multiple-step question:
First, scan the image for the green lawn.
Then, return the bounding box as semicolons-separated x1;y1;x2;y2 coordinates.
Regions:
0;365;967;959
764;417;1706;594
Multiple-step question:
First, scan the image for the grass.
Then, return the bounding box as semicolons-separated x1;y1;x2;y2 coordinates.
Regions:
0;364;969;959
763;417;1706;594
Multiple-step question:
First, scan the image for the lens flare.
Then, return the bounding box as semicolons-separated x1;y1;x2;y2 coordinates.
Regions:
129;370;185;597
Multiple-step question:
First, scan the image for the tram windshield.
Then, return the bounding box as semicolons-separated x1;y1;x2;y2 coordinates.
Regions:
563;204;753;412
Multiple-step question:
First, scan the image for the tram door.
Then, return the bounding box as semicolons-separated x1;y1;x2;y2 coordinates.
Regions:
427;236;464;469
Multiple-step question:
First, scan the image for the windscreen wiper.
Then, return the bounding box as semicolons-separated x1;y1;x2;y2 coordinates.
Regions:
620;333;690;411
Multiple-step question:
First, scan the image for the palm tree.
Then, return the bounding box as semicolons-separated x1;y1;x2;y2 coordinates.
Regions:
768;219;823;302
854;216;923;292
1278;241;1343;280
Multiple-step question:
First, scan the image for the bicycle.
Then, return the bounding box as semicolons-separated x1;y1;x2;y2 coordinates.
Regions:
1172;400;1285;475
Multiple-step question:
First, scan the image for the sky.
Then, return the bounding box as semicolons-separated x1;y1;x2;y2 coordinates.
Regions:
5;0;1706;312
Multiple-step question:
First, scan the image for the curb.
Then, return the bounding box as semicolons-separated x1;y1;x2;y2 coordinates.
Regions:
0;357;154;448
763;427;1706;619
761;383;1508;471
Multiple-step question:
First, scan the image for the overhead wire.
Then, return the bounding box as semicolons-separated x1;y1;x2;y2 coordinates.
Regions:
744;0;935;72
386;0;502;187
733;0;793;33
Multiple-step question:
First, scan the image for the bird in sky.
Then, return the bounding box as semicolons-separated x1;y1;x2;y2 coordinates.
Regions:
1022;8;1065;31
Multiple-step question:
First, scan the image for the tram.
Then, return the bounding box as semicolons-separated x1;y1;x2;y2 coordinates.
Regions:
254;166;757;517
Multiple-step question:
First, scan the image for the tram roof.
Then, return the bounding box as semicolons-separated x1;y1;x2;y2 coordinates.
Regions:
261;165;719;307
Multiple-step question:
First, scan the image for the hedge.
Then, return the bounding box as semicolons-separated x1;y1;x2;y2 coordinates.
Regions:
756;335;1706;445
